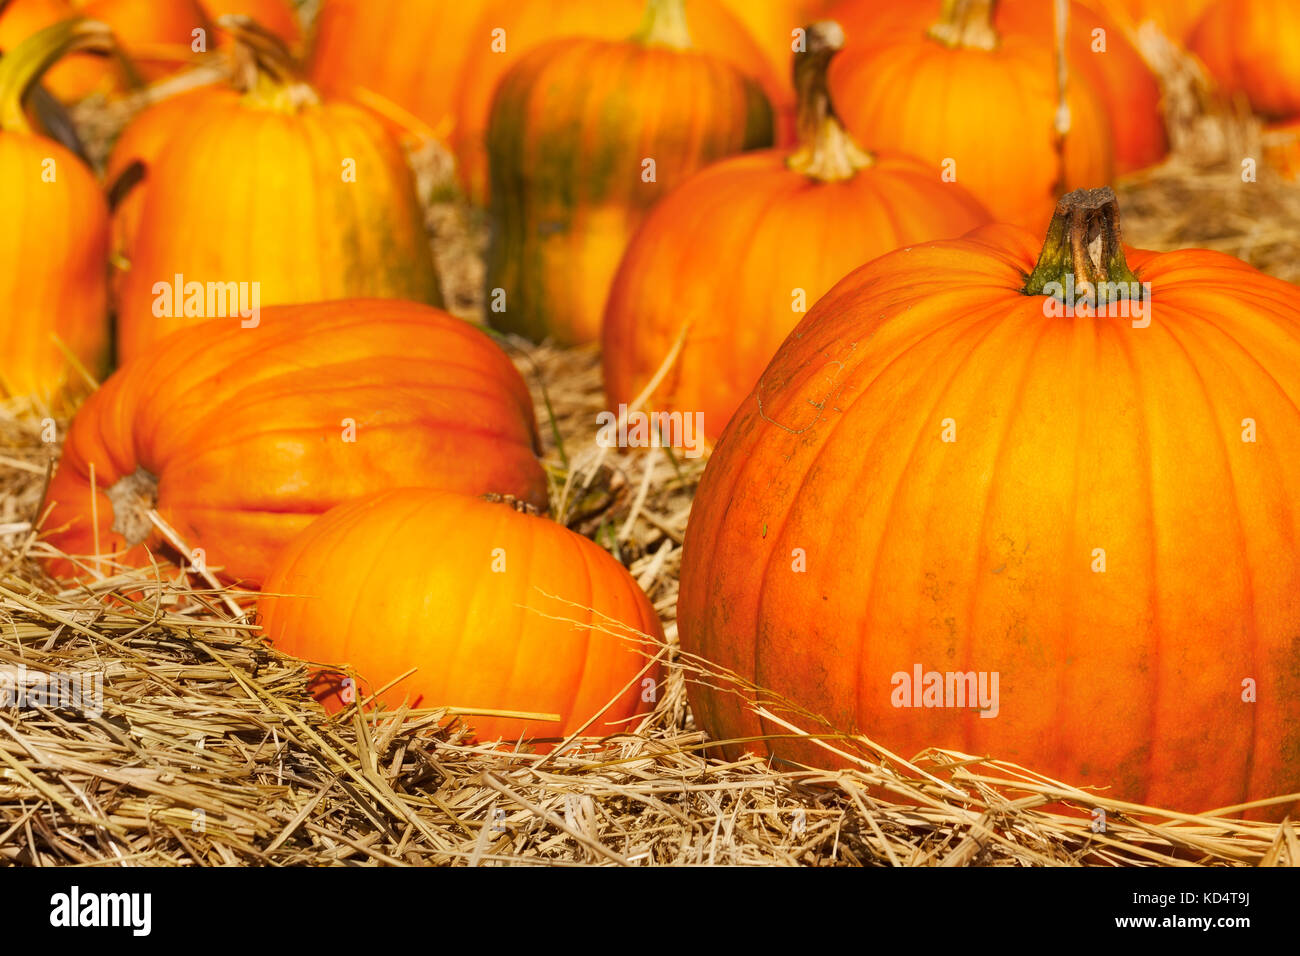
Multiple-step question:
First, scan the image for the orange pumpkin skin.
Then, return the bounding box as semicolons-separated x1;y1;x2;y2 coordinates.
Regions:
453;0;783;204
678;194;1300;816
114;80;441;362
79;0;211;89
824;0;1164;176
603;23;991;443
826;3;1114;232
1078;0;1214;44
43;299;547;587
201;0;300;49
104;83;220;297
0;19;109;401
261;489;664;743
1189;0;1300;119
486;31;773;346
307;0;477;141
0;0;127;99
719;0;825;87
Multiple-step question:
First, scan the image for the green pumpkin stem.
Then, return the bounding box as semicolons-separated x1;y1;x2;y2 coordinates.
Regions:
928;0;999;50
786;20;872;182
0;18;115;134
1023;187;1141;301
218;14;318;109
635;0;693;50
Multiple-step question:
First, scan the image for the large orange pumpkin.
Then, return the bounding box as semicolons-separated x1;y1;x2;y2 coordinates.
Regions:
112;23;441;361
824;0;1115;231
485;0;774;347
602;20;991;444
307;0;478;142
1189;0;1300;119
453;0;783;204
825;0;1164;177
43;299;547;587
0;18;109;401
679;187;1300;817
0;0;131;99
261;489;664;743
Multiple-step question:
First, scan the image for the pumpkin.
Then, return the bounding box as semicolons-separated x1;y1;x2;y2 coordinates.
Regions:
824;0;1164;177
823;0;1114;231
260;489;664;743
42;299;547;587
1078;0;1214;44
112;22;442;362
0;18;109;401
1189;0;1300;119
486;0;774;347
453;0;783;204
678;187;1300;816
602;20;991;444
307;0;479;143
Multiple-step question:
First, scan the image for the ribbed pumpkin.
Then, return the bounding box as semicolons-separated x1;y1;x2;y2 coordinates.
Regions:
679;188;1300;816
1189;0;1300;119
307;0;478;142
454;0;782;204
825;0;1166;176
0;18;109;402
603;21;990;444
43;299;547;587
1078;0;1213;44
113;23;441;361
824;0;1114;230
486;0;774;346
261;489;664;743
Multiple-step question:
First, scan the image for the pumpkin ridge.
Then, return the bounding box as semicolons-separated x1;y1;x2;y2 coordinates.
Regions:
1157;313;1263;806
954;305;1062;755
566;521;607;737
1106;309;1160;802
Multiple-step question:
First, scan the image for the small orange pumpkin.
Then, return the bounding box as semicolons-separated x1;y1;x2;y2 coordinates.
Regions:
453;0;783;204
261;489;664;744
825;0;1165;177
603;20;990;443
112;22;441;361
43;299;547;587
679;187;1300;816
825;0;1114;231
0;18;109;401
486;0;774;346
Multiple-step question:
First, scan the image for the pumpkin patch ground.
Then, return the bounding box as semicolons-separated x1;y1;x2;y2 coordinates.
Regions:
0;1;1299;872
